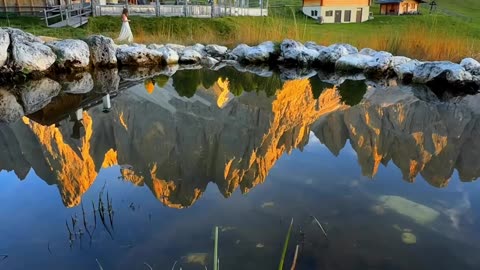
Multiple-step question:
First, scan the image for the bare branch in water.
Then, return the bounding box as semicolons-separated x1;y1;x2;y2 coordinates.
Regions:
82;203;93;240
144;262;154;270
0;254;8;261
171;261;177;270
311;215;328;240
47;242;52;255
96;259;104;270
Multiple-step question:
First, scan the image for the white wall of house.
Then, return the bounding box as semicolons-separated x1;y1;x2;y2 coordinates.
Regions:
302;5;370;23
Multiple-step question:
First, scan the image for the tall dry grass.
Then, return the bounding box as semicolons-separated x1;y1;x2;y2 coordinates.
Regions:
95;12;479;62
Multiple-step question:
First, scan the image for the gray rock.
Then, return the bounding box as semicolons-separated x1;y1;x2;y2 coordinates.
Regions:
318;43;358;65
359;48;377;56
394;59;422;81
413;61;473;84
460;58;480;76
165;44;186;54
280;39;319;65
157;47;179;65
84;35;117;67
0;30;9;67
229;43;250;60
4;27;43;43
0;88;24;123
201;56;219;68
11;38;56;73
19;78;61;114
205;44;228;57
244;41;276;63
189;43;206;56
47;39;90;70
335;53;373;72
60;72;94;94
93;68;120;93
364;51;393;75
304;41;326;53
147;43;165;50
116;45;163;66
180;49;203;63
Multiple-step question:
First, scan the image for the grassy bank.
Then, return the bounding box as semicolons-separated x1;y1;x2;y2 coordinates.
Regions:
0;3;479;62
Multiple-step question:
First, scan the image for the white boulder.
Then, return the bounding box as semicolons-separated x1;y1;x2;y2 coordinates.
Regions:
47;39;90;70
364;51;393;74
413;61;473;84
335;53;373;72
165;44;186;54
205;44;228;57
394;59;422;80
460;58;480;76
304;41;326;53
244;41;276;63
280;39;319;65
84;35;117;67
229;43;250;60
116;45;163;66
180;48;203;63
11;38;56;73
147;44;165;50
318;43;358;65
4;28;43;43
0;30;9;67
158;47;179;65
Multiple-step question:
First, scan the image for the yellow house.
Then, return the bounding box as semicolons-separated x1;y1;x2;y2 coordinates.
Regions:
377;0;426;15
302;0;372;23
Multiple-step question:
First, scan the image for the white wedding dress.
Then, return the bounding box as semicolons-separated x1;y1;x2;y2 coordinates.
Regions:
117;20;133;43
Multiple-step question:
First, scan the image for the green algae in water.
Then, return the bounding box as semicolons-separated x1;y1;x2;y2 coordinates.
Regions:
379;195;440;225
401;232;417;245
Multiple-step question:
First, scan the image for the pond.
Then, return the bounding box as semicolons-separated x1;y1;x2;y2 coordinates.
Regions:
1;66;480;270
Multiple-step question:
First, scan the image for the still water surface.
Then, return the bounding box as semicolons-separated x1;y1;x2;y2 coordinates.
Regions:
1;67;480;270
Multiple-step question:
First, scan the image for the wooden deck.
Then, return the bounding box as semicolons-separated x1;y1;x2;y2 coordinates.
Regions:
48;16;89;28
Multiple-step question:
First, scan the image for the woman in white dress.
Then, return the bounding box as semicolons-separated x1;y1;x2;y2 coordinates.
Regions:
117;8;133;43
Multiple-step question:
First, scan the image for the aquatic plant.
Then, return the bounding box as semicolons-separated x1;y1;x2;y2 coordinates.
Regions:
278;218;294;270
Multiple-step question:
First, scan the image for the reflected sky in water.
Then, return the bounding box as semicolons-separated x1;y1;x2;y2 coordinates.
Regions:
1;67;480;270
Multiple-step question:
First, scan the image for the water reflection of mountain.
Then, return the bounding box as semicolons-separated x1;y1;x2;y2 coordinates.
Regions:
2;66;480;208
312;85;480;187
0;72;345;208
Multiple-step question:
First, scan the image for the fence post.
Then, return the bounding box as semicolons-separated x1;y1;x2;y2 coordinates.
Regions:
43;8;48;26
155;0;159;16
184;0;187;17
260;0;262;16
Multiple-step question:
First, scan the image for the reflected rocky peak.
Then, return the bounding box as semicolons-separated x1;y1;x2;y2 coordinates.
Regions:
0;66;479;209
313;85;480;187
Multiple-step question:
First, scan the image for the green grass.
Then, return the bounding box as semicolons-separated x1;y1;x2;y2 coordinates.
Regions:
0;1;478;60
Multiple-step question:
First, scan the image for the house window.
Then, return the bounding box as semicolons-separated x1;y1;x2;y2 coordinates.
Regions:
410;3;416;9
344;10;351;22
311;10;318;17
325;10;333;16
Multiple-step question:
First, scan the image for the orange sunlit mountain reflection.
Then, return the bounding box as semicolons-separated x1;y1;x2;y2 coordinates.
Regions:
2;74;480;209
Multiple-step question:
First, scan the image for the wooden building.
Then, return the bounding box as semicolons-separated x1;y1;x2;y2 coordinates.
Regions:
302;0;372;23
0;0;88;15
377;0;425;15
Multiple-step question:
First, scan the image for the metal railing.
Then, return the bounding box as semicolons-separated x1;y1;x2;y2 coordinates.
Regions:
94;0;267;18
44;1;92;27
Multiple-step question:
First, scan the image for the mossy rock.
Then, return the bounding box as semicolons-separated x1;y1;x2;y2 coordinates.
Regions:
379;195;440;225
